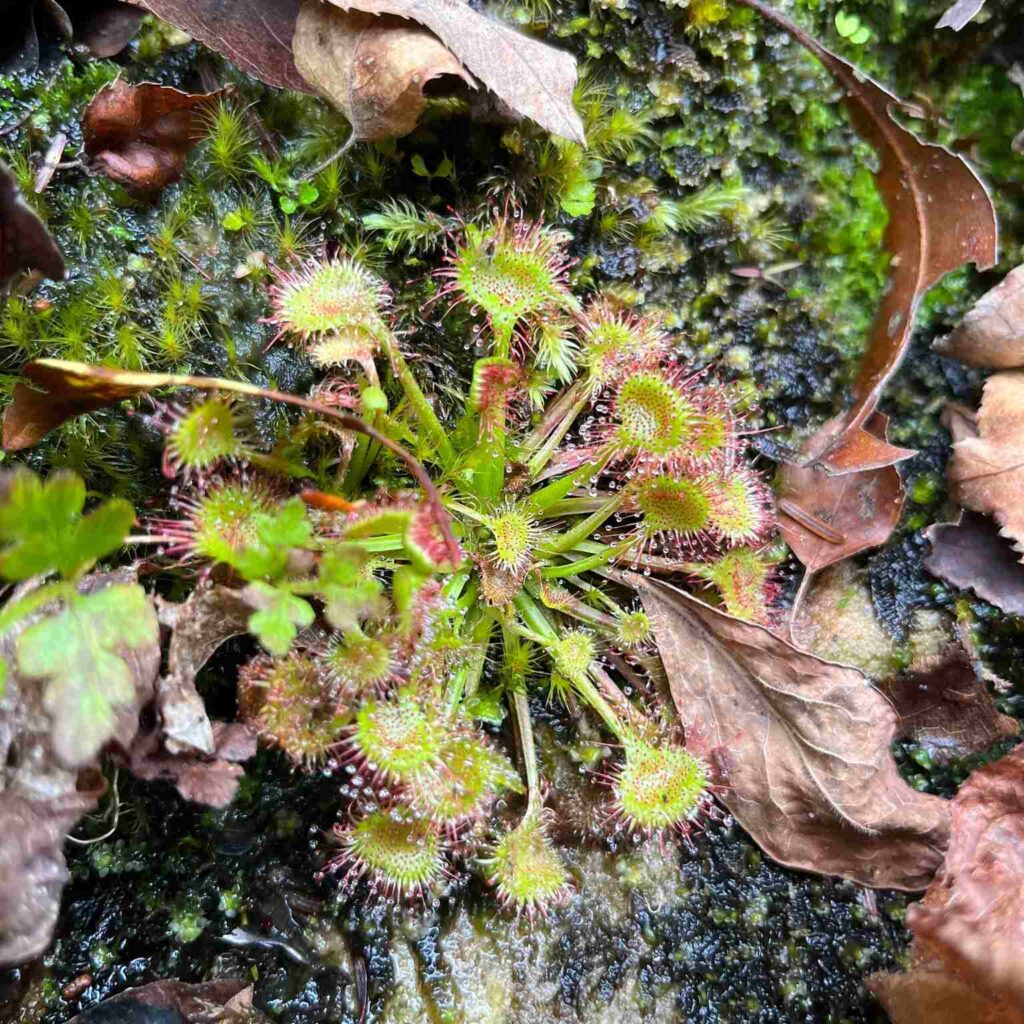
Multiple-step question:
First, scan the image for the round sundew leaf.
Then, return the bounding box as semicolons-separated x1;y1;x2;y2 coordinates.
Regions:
347;809;444;894
613;738;709;832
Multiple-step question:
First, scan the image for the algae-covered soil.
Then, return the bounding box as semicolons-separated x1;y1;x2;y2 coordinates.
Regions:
1;0;1023;1021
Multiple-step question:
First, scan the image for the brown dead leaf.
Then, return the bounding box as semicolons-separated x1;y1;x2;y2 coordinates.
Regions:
156;586;251;755
0;781;103;966
947;371;1024;558
82;79;224;197
69;979;254;1024
125;0;311;91
936;0;986;30
327;0;584;143
0;158;65;293
129;721;256;808
881;633;1018;763
869;744;1024;1023
71;2;146;58
637;575;950;890
776;413;907;572
738;0;997;476
294;2;474;144
933;265;1024;368
925;511;1024;615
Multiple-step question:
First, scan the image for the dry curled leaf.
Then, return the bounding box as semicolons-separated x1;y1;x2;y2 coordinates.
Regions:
934;264;1024;368
947;371;1024;558
0;158;65;294
925;511;1024;615
156;586;251;755
869;744;1024;1023
880;634;1018;763
328;0;584;143
738;0;997;476
294;1;474;144
0;782;103;966
637;575;950;890
776;413;907;572
129;722;256;808
82;79;224;197
69;979;255;1024
1;0;141;72
125;0;311;91
936;0;986;30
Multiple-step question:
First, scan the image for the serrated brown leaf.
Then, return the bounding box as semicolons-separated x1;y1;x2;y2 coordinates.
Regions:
129;721;255;808
933;264;1024;368
737;0;997;476
0;158;65;293
881;635;1018;763
293;1;474;144
125;0;311;91
947;371;1024;558
637;575;950;890
869;744;1024;1023
326;0;584;143
82;79;224;197
776;413;907;572
925;511;1024;615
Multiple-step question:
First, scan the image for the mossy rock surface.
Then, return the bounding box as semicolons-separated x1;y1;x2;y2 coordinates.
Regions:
2;0;1024;1022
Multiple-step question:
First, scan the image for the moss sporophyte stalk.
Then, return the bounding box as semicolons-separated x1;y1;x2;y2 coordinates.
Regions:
140;207;779;912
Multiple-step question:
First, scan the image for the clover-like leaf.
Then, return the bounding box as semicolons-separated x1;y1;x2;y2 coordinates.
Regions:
317;543;383;630
244;582;315;655
16;584;159;766
0;469;134;581
229;498;316;581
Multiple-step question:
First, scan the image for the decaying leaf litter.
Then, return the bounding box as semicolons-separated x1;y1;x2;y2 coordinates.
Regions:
1;1;1023;1022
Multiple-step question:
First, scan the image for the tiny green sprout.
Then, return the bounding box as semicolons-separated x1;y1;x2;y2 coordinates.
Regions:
629;475;711;538
161;397;248;479
337;808;445;898
835;10;871;45
613;736;709;833
484;811;570;914
350;687;444;784
614;610;652;651
238;653;345;766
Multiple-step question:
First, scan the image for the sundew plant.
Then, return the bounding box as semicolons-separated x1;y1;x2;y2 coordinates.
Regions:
145;204;779;913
